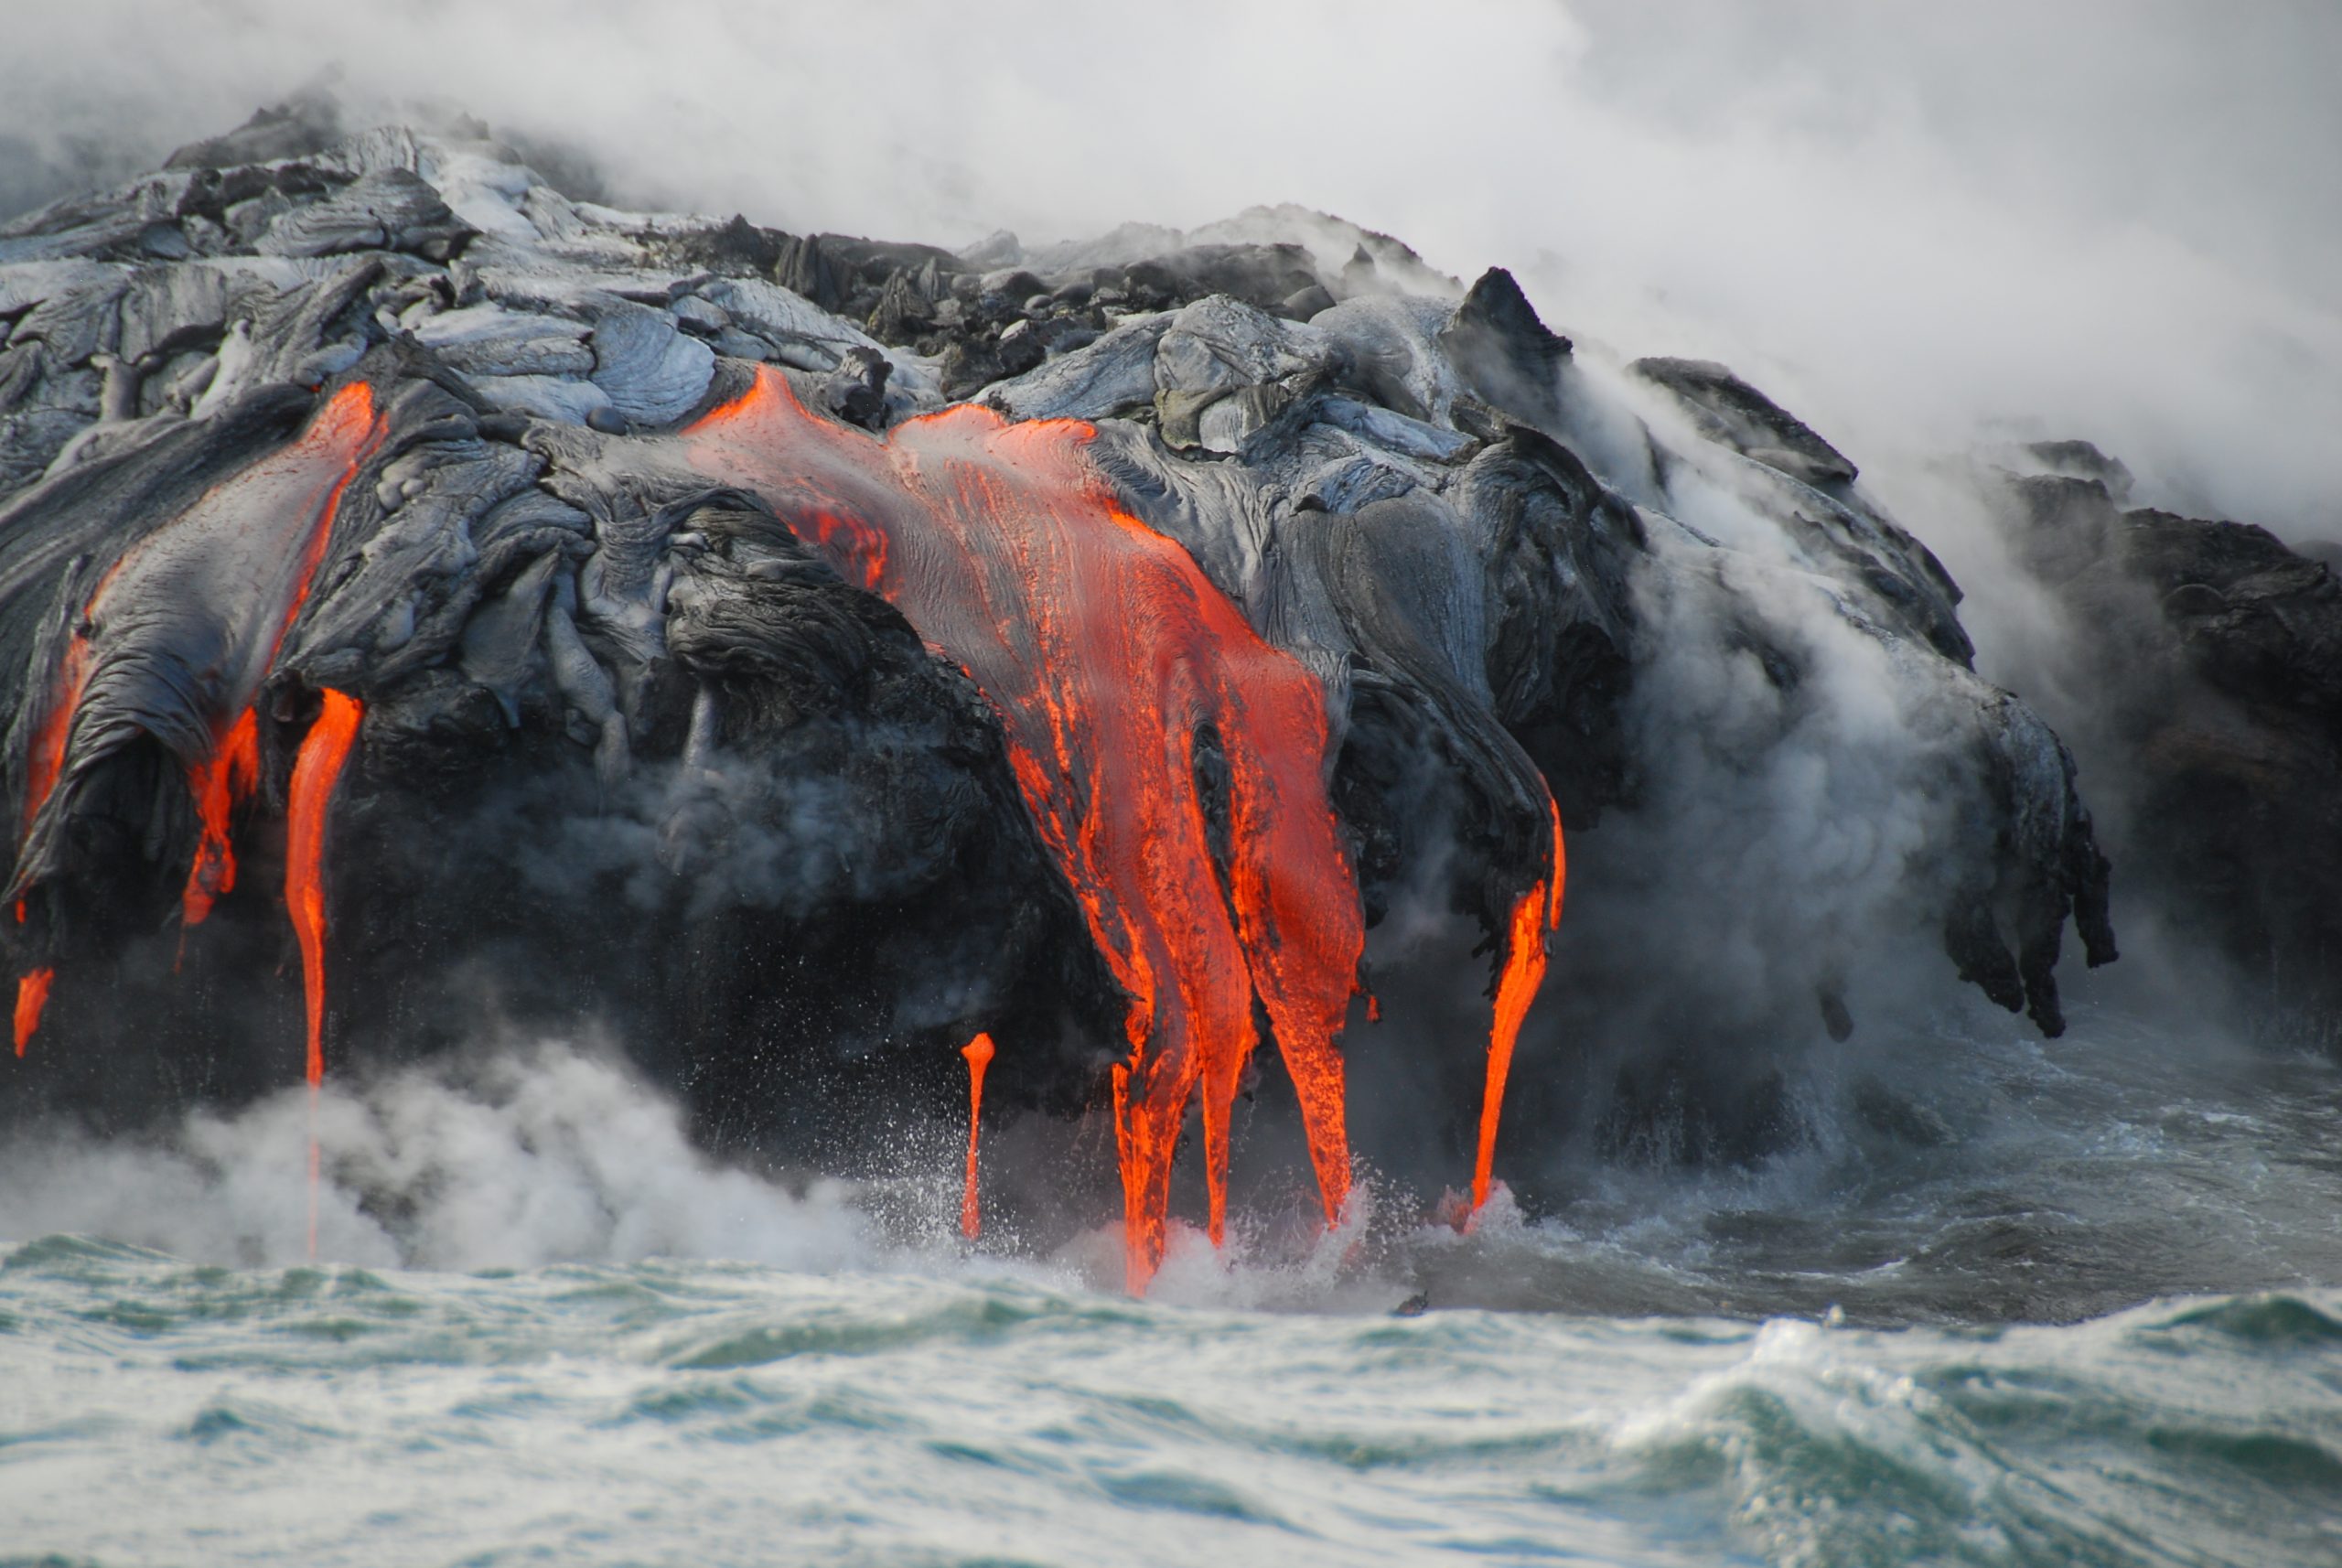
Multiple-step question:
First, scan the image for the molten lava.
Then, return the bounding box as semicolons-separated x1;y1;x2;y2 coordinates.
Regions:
12;639;91;1044
6;381;381;1057
16;378;378;823
285;690;363;1090
960;1031;995;1240
180;709;261;927
13;967;51;1058
22;637;91;833
685;367;1365;1291
1472;796;1567;1213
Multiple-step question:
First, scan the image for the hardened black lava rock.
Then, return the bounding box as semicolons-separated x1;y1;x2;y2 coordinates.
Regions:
0;105;2131;1166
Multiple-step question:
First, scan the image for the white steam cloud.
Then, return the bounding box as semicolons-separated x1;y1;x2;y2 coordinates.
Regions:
2;0;2334;541
0;1044;876;1270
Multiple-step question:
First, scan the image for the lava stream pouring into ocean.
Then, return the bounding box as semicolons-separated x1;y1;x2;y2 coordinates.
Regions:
683;367;1568;1288
1;365;1570;1288
286;688;363;1257
684;369;1363;1290
960;1032;995;1240
1475;797;1566;1217
5;380;382;1251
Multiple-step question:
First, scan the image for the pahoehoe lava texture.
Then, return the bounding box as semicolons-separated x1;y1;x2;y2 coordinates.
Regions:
0;103;2122;1224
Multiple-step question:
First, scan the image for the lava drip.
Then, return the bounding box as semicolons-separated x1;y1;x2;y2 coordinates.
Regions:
960;1032;996;1240
286;688;361;1263
13;967;51;1057
684;368;1366;1292
285;691;363;1090
180;709;261;927
5;381;381;1055
1472;795;1567;1213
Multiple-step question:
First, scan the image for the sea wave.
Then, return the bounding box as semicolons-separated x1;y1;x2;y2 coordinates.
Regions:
4;1235;2338;1566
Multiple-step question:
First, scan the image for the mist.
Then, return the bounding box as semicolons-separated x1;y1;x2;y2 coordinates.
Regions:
3;1;2335;543
0;1040;884;1270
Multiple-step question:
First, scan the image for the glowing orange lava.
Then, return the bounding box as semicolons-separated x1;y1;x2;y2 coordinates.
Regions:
6;382;381;1058
1472;796;1566;1213
22;637;91;832
684;367;1364;1291
274;387;381;638
960;1031;996;1239
285;690;362;1090
13;638;91;1050
13;966;51;1057
180;709;261;927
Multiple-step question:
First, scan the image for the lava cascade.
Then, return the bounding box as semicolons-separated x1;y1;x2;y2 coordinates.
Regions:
7;381;383;1054
1473;799;1566;1213
285;691;363;1090
960;1031;995;1240
685;367;1367;1290
180;710;261;927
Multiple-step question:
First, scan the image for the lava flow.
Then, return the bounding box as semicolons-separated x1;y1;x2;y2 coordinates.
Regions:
13;966;51;1057
20;637;91;839
180;709;261;927
685;367;1366;1291
5;382;381;1054
8;628;93;1047
12;631;92;936
286;691;363;1090
960;1031;995;1240
1472;796;1567;1213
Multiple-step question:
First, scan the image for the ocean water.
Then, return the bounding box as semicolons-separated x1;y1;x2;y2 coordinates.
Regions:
5;1011;2341;1567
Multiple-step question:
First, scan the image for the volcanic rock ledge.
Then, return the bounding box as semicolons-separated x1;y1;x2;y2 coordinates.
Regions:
0;103;2113;1170
1973;441;2342;1030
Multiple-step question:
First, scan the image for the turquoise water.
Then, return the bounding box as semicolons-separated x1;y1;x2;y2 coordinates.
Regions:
4;1242;2338;1566
4;1015;2341;1565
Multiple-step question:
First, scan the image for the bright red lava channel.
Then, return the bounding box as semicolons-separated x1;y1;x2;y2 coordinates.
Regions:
684;367;1367;1292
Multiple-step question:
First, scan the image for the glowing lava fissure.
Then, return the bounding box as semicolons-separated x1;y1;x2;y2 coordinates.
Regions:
1472;795;1566;1214
684;367;1366;1291
286;690;363;1089
6;381;385;1054
960;1032;996;1240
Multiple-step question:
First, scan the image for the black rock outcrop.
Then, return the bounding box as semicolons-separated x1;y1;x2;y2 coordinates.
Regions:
1978;443;2342;1026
